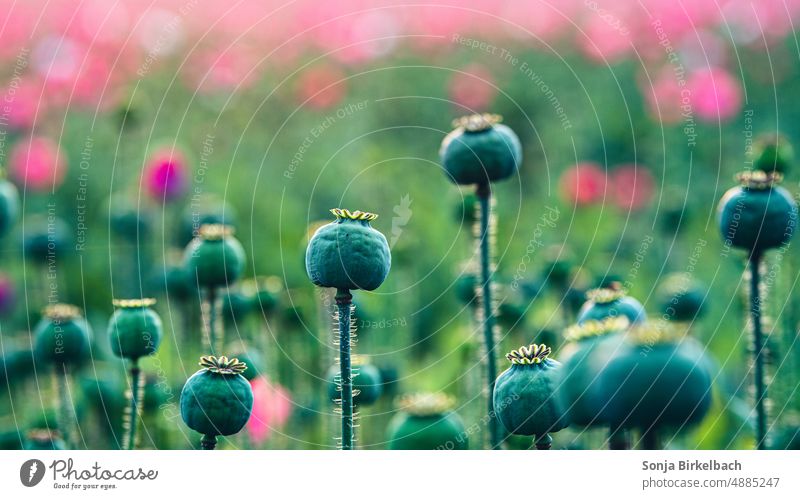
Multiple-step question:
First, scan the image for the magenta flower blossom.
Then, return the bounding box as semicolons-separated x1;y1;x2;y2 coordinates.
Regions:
246;376;292;446
143;148;188;203
10;136;66;192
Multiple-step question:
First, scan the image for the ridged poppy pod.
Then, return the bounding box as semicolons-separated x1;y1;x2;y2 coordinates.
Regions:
107;299;163;361
439;114;522;185
752;133;793;175
0;176;20;237
577;283;646;326
493;344;569;441
718;171;797;254
34;304;91;367
23;429;65;450
327;357;383;406
599;324;713;431
387;393;468;450
557;317;630;427
656;273;707;322
305;209;391;291
184;224;246;288
180;356;254;449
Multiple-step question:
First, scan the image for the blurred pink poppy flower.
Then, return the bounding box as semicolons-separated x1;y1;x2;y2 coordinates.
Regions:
559;162;606;206
688;67;742;122
247;376;292;445
296;65;346;110
579;14;633;63
610;164;655;211
643;68;684;124
143;148;188;203
1;77;44;129
10;137;67;192
448;64;496;112
0;273;15;316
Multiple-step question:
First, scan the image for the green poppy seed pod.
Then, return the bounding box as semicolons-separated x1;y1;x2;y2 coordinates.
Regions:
577;283;646;326
107;299;163;361
752;133;793;174
557;317;630;427
222;290;252;324
305;209;391;291
656;273;707;322
440;114;522;185
183;224;246;288
327;357;383;406
0;347;35;388
180;356;254;439
109;197;152;241
0;177;20;238
387;393;468;450
718;171;797;254
34;304;91;367
243;276;281;317
493;344;569;437
599;324;713;431
23;215;73;263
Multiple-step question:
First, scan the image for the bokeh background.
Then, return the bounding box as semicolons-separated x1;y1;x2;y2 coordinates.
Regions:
1;0;800;450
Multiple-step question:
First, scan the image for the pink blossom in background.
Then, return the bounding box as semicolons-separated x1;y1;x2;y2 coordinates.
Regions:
610;164;655;211
247;376;292;445
295;65;347;110
2;77;44;129
578;13;633;64
448;64;496;111
559;162;606;206
9;137;67;192
688;67;742;122
642;68;685;125
143;147;188;203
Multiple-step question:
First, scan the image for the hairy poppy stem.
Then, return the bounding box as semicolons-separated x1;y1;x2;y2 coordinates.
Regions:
476;182;503;449
535;433;552;450
749;252;767;450
54;367;75;449
123;361;143;450
336;289;355;450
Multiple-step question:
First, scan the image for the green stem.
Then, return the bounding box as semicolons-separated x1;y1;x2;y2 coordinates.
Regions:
201;434;217;450
54;367;75;449
336;289;354;450
476;183;503;449
535;433;552;450
609;427;629;450
749;252;768;450
203;287;222;354
641;427;660;450
124;362;143;450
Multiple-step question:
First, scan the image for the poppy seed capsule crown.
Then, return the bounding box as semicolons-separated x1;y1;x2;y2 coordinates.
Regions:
396;392;455;416
578;284;646;325
387;393;468;450
440;113;522;185
564;316;630;342
305;208;391;291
